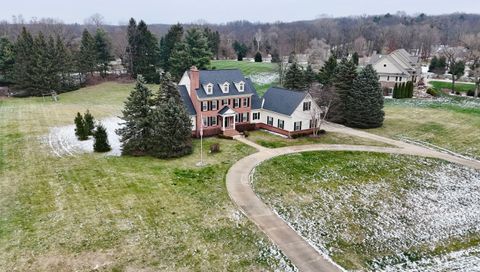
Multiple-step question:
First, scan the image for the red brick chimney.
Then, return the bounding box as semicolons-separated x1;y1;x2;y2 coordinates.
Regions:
189;66;200;96
189;66;202;137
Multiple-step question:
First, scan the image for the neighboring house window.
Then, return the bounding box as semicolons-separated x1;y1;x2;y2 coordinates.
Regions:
234;98;240;108
277;119;284;129
399;76;402;81
303;101;311;111
267;116;274;126
387;76;390;81
211;100;217;111
294;121;302;131
309;119;317;129
252;112;260;120
201;101;207;112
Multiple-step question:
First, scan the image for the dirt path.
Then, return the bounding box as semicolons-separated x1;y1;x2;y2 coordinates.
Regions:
226;125;480;272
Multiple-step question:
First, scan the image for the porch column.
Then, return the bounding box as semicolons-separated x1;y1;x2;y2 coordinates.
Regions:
222;116;225;131
233;116;236;130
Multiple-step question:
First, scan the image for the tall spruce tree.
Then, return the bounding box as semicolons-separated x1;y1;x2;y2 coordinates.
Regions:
117;76;153;155
330;58;357;123
78;29;97;76
283;62;306;90
204;27;220;60
304;64;316;87
93;123;111;152
344;65;384;128
13;27;35;93
318;55;337;86
0;37;14;83
148;72;192;158
159;24;184;71
94;28;113;77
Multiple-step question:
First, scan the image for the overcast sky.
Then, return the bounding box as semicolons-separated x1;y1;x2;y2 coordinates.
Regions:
2;0;480;25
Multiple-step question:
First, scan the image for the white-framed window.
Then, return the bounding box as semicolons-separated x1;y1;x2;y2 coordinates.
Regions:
201;101;207;112
235;113;248;123
294;121;302;131
211;100;217;111
303;101;311;111
234;98;240;108
387;76;390;81
267;116;274;126
309;119;317;129
238;82;244;92
222;82;230;93
206;84;213;95
242;97;250;107
203;116;217;127
222;99;228;105
252;112;260;120
277;119;284;129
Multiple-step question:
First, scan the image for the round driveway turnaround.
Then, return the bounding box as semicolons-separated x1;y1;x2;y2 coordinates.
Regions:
227;126;480;272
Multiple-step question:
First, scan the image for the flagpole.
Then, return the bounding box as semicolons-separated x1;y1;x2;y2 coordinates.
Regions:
198;113;204;167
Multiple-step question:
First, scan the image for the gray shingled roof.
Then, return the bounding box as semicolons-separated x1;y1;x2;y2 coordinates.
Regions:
196;69;256;98
246;78;262;110
178;85;196;116
262;87;307;116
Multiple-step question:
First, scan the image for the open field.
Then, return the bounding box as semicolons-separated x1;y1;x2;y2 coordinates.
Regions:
0;83;293;271
369;97;480;159
253;151;480;271
248;130;389;148
430;80;476;93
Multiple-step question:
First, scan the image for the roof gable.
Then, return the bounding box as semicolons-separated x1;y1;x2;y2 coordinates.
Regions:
262;87;307;116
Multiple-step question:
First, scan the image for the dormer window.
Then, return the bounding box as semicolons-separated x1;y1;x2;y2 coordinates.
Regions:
204;83;213;95
220;82;230;93
234;81;245;92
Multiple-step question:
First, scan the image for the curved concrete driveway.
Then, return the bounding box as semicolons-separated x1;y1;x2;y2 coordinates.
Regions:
228;126;480;272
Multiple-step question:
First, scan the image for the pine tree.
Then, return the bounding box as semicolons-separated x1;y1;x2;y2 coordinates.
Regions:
304;65;316;88
352;52;359;66
0;37;14;83
429;56;438;72
330;58;358;123
94;28;113;78
117;76;153;156
284;62;306;90
84;110;95;135
149;72;192;158
344;65;384;128
169;42;192;79
204;27;220;60
232;41;248;61
74;112;88;140
159;24;184;71
318;55;337;86
125;18;138;75
77;29;97;76
93;123;111;152
254;52;262;62
13;27;35;93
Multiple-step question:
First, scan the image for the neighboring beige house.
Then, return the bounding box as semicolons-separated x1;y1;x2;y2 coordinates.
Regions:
370;49;421;93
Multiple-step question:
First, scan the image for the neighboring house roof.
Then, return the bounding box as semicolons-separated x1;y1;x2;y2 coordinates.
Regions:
196;69;256;98
178;85;196;116
371;49;420;77
262;87;307;116
246;78;262;110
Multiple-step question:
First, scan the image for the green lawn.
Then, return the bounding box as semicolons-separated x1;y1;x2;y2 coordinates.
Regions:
367;98;480;159
0;83;292;271
253;151;480;271
248;130;389;148
430;80;476;93
210;60;277;76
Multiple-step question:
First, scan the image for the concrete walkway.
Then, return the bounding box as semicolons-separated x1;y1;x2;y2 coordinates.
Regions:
226;126;480;272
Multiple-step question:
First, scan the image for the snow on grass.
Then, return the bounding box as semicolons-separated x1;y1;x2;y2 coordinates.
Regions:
253;153;480;271
249;72;279;85
43;117;123;157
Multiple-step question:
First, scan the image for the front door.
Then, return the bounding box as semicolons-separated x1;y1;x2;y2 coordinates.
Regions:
225;116;230;128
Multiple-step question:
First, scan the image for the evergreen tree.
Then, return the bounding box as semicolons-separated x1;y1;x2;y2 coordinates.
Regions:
330;58;357;123
149;72;192;158
84;110;95;135
304;65;316;87
125;19;160;83
271;49;281;63
318;55;337;86
449;60;465;93
428;56;438;72
117;76;153;155
0;37;14;83
77;29;97;76
344;65;384;128
352;52;359;66
93;123;111;152
254;51;262;62
169;28;212;79
204;27;220;59
393;82;398;98
94;28;113;77
283;62;306;90
30;33;59;95
159;24;184;71
55;35;76;91
74;112;88;140
13;27;35;93
232;41;248;61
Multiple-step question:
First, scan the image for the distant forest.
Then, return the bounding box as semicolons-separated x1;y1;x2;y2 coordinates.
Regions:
1;12;480;61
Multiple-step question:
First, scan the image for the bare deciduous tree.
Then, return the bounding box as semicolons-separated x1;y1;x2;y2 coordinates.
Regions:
462;33;480;97
309;84;336;136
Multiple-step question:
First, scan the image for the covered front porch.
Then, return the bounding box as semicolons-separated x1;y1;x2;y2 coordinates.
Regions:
218;106;239;136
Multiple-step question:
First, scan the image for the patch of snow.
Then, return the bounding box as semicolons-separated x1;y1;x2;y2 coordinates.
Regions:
249;73;279;85
42;117;123;157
